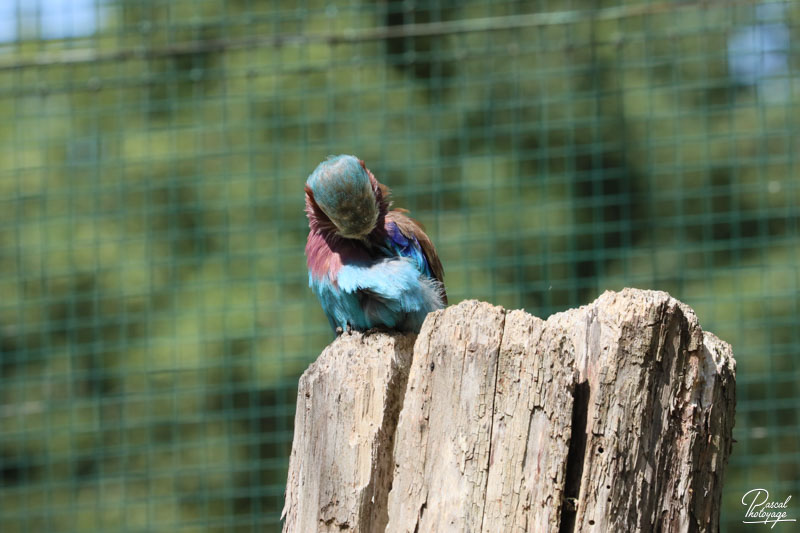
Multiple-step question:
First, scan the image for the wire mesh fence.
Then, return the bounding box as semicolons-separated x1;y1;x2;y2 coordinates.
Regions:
0;0;797;531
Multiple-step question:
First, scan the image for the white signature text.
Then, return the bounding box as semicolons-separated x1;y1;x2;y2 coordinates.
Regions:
742;488;797;528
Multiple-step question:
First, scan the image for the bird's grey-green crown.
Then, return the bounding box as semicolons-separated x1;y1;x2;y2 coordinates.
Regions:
306;155;379;239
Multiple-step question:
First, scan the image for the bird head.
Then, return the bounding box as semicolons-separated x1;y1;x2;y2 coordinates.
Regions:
305;155;381;239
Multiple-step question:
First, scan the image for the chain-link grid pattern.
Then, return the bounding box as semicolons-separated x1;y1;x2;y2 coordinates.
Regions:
0;1;797;531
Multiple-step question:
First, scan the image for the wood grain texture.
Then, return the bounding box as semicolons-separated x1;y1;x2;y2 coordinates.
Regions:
386;300;506;532
281;331;415;533
283;289;736;533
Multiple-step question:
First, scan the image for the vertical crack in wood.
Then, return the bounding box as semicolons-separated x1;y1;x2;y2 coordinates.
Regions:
478;310;507;533
360;338;414;533
558;380;590;533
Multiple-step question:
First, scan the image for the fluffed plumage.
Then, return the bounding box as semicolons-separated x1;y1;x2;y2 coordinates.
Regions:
305;155;446;333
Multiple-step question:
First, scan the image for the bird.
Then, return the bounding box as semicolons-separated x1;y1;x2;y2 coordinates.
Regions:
304;154;447;334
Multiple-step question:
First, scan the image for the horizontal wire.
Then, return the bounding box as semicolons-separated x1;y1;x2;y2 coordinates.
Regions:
0;0;757;70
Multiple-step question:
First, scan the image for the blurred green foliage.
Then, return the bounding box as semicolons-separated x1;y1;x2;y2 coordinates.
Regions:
0;0;798;531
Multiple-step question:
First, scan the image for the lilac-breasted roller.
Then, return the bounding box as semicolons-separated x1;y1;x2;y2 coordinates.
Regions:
305;155;447;333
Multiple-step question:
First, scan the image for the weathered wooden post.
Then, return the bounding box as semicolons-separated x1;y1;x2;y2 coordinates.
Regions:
282;289;736;532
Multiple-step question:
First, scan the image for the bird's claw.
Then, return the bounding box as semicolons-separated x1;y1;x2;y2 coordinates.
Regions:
335;324;353;336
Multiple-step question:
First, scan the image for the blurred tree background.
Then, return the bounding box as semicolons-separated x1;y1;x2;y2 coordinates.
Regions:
0;0;797;531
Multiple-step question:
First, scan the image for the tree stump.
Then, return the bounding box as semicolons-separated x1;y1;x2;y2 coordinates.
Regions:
282;289;736;532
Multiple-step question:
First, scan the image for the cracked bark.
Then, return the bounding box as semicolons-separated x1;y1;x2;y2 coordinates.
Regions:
283;289;736;533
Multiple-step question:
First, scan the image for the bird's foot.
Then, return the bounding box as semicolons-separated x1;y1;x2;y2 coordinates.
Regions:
335;326;344;336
